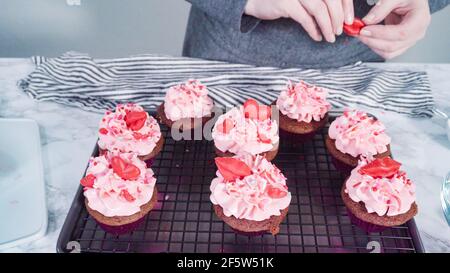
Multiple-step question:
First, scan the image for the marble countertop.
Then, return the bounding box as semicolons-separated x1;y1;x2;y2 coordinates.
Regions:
0;58;449;253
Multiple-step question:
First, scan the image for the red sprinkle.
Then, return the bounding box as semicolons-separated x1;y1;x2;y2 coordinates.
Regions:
99;128;108;135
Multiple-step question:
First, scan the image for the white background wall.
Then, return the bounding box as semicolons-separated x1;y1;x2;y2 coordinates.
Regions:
0;0;449;62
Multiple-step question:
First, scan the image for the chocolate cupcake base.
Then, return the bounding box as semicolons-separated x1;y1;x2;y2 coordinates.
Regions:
325;135;391;174
85;187;158;235
99;135;164;167
341;184;418;233
156;103;214;131
213;204;289;236
214;142;279;162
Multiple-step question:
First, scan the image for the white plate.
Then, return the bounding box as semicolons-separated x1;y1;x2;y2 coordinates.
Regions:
0;118;47;250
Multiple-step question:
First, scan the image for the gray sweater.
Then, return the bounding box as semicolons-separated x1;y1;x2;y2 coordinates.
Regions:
183;0;449;69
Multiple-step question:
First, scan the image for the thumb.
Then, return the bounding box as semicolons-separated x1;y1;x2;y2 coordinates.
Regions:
363;0;401;25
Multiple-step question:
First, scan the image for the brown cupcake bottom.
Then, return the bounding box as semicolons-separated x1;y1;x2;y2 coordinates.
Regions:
156;103;214;131
278;112;328;135
214;142;279;162
99;134;164;162
325;135;391;173
213;204;289;235
341;183;417;227
85;187;158;227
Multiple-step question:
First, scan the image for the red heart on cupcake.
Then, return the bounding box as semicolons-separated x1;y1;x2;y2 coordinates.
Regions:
266;184;288;199
217;118;234;134
215;157;252;182
358;157;401;178
80;174;96;188
243;99;272;121
125;111;147;131
111;156;141;180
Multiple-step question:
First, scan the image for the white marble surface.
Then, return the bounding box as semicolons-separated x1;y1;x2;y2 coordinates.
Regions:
0;58;449;253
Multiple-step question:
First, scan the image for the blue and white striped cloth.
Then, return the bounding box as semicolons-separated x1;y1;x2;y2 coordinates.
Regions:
19;52;435;117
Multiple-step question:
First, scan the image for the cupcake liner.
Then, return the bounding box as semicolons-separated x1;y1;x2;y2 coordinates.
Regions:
279;128;318;143
95;216;145;235
230;228;267;237
346;208;387;233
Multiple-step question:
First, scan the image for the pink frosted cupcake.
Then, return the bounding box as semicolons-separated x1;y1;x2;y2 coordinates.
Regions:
212;99;279;161
80;152;158;235
276;81;331;141
341;157;418;233
325;109;391;173
157;79;214;131
210;155;291;235
98;103;164;165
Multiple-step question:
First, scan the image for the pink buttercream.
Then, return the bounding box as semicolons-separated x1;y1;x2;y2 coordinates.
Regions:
276;81;331;122
97;103;162;156
83;152;157;217
210;155;291;221
163;79;214;121
212;106;279;155
345;157;416;217
328;109;391;157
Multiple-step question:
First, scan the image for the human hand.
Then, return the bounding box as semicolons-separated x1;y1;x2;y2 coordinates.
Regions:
244;0;355;43
358;0;431;59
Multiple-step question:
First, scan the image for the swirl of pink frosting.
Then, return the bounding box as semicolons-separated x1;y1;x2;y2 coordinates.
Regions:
345;157;416;217
276;81;331;123
97;103;162;156
210;155;291;221
212;107;279;155
83;152;157;217
163;79;214;121
328;109;391;157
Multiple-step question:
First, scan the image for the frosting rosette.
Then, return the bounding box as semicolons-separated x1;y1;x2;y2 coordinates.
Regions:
212;101;279;155
97;103;162;156
81;152;157;217
210;155;291;221
163;79;214;121
328;109;391;157
276;81;331;123
345;157;416;217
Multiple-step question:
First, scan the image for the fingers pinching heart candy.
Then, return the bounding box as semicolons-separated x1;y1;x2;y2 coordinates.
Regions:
343;18;366;37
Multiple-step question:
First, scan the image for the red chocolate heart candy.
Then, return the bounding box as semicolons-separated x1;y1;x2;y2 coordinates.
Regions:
80;174;96;188
111;156;141;180
214;157;252;182
125;111;147;131
358;157;401;178
343;18;366;37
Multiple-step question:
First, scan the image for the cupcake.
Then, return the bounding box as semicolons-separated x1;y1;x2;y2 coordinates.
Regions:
275;81;331;141
81;152;158;234
325;109;391;173
210;155;291;235
341;156;418;233
212;99;279;161
98;103;164;165
157;79;214;131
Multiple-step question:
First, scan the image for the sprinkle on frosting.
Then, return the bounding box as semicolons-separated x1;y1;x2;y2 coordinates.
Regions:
328;109;391;157
97;103;162;156
163;79;214;121
82;152;157;217
210;155;291;221
276;81;331;123
345;157;416;217
212;103;279;156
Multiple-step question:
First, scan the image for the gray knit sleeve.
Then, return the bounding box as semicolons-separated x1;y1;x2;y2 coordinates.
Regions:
429;0;450;13
185;0;260;33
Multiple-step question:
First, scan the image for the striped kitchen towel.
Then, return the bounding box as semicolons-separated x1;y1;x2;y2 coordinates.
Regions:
19;51;435;117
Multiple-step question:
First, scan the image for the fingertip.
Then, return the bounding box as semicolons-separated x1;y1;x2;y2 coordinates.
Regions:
363;14;376;24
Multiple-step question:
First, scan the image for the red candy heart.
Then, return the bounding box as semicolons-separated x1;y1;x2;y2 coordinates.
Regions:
343;18;365;37
243;99;272;121
215;157;252;182
358;157;401;178
125;111;147;131
99;128;108;135
80;174;96;188
111;156;141;180
120;189;136;202
266;184;287;199
217;118;234;134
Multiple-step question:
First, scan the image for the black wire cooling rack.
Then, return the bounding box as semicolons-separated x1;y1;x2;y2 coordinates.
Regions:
57;114;424;253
